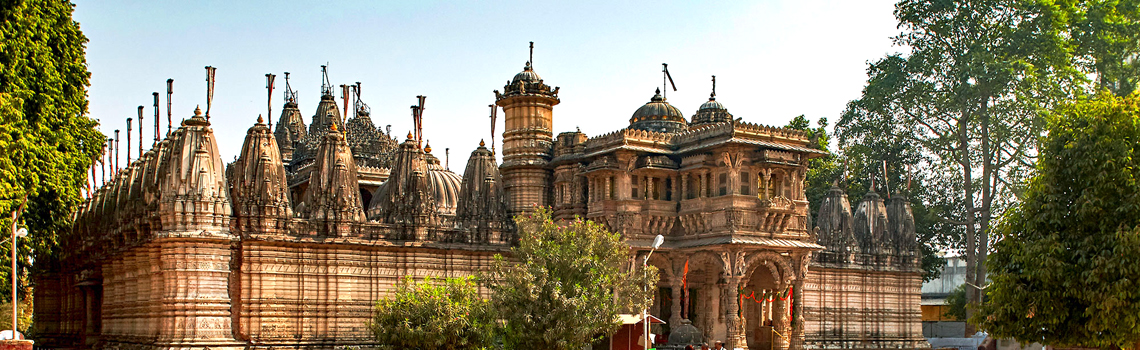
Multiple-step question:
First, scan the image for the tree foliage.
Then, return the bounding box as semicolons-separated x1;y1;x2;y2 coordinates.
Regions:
370;276;496;350
977;93;1140;348
0;0;103;300
835;0;1081;319
484;207;657;350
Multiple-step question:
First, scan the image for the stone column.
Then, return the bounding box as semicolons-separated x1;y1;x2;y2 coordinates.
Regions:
670;277;684;327
791;254;808;349
763;171;772;200
724;276;747;350
605;176;613;200
773;282;790;350
648;176;656;200
681;173;689;200
699;172;708;198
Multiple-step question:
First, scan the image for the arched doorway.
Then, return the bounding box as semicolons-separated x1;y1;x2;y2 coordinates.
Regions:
741;257;788;350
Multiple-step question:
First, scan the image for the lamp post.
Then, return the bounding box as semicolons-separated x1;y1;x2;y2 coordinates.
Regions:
8;195;27;340
10;227;25;338
643;234;664;350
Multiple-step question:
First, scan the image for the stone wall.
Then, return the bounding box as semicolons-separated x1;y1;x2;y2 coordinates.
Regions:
801;263;927;350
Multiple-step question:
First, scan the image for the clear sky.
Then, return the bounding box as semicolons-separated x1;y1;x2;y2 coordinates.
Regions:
74;0;902;174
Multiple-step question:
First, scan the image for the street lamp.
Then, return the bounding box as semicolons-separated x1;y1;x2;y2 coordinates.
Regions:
642;234;664;350
10;226;25;339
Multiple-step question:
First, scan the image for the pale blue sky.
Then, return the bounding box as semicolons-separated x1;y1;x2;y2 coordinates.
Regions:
74;0;902;173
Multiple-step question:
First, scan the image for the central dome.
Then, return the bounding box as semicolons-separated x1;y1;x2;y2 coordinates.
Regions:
629;88;687;133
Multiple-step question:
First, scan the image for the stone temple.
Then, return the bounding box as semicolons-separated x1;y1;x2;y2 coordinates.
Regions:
34;54;929;350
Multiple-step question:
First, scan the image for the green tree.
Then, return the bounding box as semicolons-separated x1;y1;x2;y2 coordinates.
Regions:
977;93;1140;348
943;284;969;321
370;276;496;350
0;0;104;301
485;207;657;350
836;0;1076;326
1065;0;1140;96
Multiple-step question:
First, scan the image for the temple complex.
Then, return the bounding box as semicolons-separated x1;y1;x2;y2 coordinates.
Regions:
33;50;929;350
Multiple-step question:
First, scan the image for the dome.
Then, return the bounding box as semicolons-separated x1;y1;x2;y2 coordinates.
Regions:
668;320;704;345
699;99;725;111
511;63;542;85
629;88;688;133
425;153;462;217
691;96;733;127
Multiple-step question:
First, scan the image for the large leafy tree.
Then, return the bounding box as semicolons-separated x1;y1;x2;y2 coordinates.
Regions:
484;207;657;350
371;276;496;350
835;0;1075;328
0;0;103;301
977;93;1140;348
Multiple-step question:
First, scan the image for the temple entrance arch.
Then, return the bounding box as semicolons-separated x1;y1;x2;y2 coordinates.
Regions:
740;251;793;350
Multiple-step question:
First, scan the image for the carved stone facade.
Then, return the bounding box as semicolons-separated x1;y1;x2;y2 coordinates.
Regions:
35;59;927;350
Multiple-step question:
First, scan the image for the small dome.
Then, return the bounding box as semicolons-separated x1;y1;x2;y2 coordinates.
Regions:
511;63;542;85
699;98;725;111
425;155;462;217
691;96;733;127
668;320;704;345
629;88;687;133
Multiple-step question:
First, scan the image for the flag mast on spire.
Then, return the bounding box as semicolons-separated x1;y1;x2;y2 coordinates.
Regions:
166;79;173;136
152;92;159;145
266;73;276;128
489;104;497;155
662;63;677;99
204;66;216;121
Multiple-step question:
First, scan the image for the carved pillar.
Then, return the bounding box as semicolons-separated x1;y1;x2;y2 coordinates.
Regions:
648;176;656;200
673;175;680;201
681;173;689;200
791;254;809;348
773;282;790;350
670;277;684;327
724;276;746;350
722;250;749;350
605;176;613;200
699;171;708;198
763;170;772;200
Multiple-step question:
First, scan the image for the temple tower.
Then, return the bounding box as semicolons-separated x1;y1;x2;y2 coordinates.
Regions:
495;45;560;215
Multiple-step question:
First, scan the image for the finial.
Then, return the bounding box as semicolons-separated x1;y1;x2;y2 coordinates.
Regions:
655;87;661;95
711;75;717;100
194;105;202;116
257;114;264;123
166;78;173;136
424;141;432;153
330;122;338;132
266;73;276;129
529;41;534;69
407;131;414;140
204;66;216;121
479;139;485;147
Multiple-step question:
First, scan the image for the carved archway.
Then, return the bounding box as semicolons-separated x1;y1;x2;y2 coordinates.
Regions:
740;250;796;350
